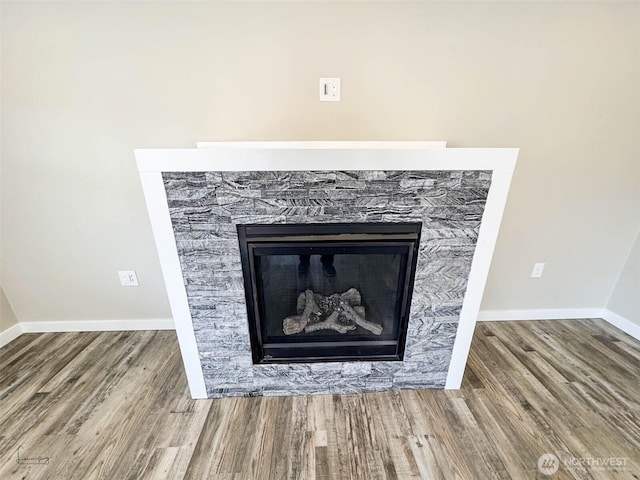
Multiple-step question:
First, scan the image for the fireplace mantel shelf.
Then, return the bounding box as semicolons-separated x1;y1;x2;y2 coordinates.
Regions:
136;142;518;399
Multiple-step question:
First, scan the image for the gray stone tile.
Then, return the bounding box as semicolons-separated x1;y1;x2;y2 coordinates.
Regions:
162;170;491;398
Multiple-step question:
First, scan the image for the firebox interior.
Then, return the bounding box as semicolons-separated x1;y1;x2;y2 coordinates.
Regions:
237;223;422;364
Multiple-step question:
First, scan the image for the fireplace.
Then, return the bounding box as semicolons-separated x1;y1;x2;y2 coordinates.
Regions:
135;142;518;398
237;222;421;363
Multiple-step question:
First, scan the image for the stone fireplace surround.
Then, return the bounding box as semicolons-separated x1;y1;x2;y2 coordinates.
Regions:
136;142;517;399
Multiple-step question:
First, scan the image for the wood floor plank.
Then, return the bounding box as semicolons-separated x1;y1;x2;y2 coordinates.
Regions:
406;433;444;480
412;390;480;479
436;391;512;479
286;395;313;480
1;320;638;479
241;396;279;480
266;396;294;479
531;322;638;404
463;387;540;478
363;394;403;480
43;332;179;479
182;396;236;479
466;340;596;480
317;394;346;479
0;332;101;428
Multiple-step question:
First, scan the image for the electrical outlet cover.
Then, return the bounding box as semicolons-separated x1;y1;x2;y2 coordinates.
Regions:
319;77;341;102
118;270;139;287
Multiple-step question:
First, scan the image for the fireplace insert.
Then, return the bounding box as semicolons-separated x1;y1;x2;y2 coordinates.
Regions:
237;223;421;364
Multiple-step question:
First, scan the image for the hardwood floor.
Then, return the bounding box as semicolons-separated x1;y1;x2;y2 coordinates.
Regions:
1;319;638;479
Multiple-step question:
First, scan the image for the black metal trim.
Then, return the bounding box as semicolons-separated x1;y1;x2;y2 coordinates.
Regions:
237;222;422;364
242;222;421;238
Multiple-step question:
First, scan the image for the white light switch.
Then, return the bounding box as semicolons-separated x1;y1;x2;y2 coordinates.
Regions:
118;270;139;287
319;77;341;102
531;263;545;278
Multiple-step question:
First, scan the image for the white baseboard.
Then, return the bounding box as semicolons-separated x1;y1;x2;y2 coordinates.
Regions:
0;318;175;348
477;308;640;342
601;309;640;341
0;323;23;348
477;308;604;322
20;318;175;333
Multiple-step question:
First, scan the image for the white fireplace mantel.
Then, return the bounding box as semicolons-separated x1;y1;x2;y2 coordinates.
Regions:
136;142;517;398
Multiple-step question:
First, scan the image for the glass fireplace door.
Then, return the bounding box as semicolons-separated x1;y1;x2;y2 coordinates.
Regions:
237;223;421;363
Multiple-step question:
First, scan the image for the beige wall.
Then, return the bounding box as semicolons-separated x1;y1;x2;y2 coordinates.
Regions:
607;231;640;325
1;1;639;324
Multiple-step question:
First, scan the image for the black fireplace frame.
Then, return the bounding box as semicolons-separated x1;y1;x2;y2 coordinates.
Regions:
237;222;421;364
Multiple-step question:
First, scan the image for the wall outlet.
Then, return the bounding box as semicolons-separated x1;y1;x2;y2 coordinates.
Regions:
118;270;139;287
319;77;341;102
530;263;545;278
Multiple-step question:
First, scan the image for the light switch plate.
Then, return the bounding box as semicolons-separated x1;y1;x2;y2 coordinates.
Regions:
531;263;545;278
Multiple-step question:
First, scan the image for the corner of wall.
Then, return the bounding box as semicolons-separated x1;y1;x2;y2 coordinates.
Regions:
601;309;640;342
604;228;640;330
0;287;22;347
